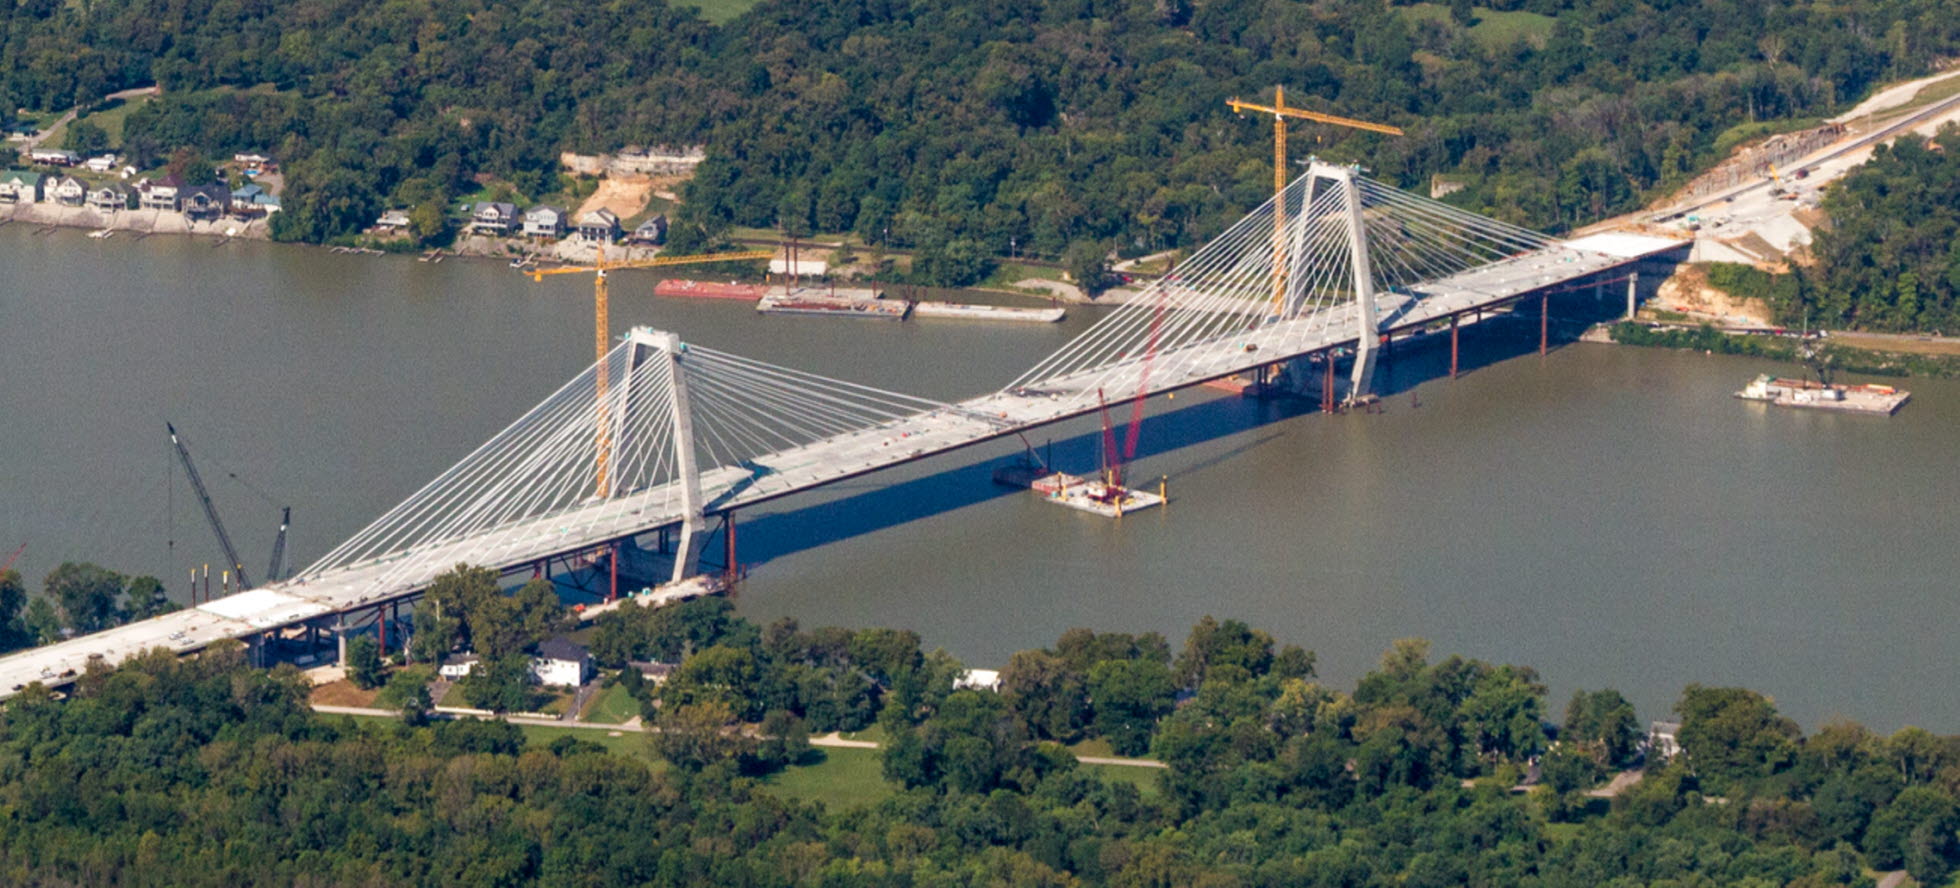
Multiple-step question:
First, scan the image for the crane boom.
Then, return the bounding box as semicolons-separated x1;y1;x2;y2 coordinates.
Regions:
266;506;290;582
1;543;23;574
168;423;250;590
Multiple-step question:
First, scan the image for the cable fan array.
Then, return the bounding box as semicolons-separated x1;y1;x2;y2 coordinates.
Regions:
297;332;948;587
1007;165;1556;404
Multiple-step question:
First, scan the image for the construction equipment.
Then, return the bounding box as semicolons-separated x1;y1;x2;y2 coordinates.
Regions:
1228;86;1403;315
266;506;290;583
525;247;773;496
168;422;251;590
1;543;23;575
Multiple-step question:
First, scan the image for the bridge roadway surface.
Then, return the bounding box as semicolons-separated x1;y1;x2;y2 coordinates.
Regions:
0;233;1682;695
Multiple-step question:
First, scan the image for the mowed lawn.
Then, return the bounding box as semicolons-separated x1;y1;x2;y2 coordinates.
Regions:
687;0;761;25
761;747;898;810
580;682;642;724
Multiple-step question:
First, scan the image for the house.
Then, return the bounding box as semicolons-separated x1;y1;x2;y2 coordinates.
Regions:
229;183;278;216
27;148;80;167
1648;720;1682;761
531;637;593;688
138;175;183;210
0;171;43;204
83;154;118;173
576;208;621;242
373;209;412;231
232;152;273;170
627;660;677;684
628;214;668;245
954;668;1002;692
47;175;86;207
438;653;480;680
180;183;231;220
522;205;567;239
469;201;519;235
87;182;136;211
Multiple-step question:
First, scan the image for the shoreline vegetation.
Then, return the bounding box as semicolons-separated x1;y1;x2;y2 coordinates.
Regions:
1;588;1956;885
1606;321;1960;379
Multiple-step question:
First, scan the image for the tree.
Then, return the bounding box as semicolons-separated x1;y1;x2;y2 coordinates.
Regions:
1563;689;1641;767
1087;658;1176;756
164;147;215;184
999;649;1087;743
122;576;176;620
1064;241;1113;298
0;569;28;652
460;654;535;713
22;598;62;644
654;700;753;771
1457;665;1547;763
1174;616;1274;687
44;562;124;633
64;119;109;154
1675;684;1801;788
346;636;384;690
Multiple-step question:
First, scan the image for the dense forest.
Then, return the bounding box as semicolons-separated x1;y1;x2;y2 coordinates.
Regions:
1802;126;1960;333
4;0;1960;277
1;593;1956;886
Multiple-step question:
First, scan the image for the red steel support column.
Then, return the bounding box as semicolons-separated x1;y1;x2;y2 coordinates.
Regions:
377;602;387;651
1450;314;1459;379
1539;293;1549;356
724;515;738;580
608;542;619;602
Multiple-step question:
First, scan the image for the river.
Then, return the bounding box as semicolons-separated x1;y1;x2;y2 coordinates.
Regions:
1;225;1955;733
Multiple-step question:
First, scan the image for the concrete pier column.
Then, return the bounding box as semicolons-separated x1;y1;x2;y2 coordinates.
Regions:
1450;314;1460;379
1625;271;1639;321
1539;293;1549;356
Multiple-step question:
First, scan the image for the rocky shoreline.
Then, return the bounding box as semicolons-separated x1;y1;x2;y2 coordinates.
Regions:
0;201;272;239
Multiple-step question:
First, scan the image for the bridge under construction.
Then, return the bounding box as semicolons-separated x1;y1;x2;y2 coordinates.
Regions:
0;162;1683;695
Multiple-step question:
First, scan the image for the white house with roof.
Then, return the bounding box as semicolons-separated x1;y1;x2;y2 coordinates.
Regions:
438;653;480;680
87;182;136;211
139;175;183;210
522;205;567;239
0;171;44;204
373;209;412;231
577;208;621;242
27;148;79;167
531;637;593;687
83;154;118;173
47;175;86;206
470;201;519;235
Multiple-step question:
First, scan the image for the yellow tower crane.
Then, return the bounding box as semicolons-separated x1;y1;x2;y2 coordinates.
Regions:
1227;86;1403;315
526;247;773;495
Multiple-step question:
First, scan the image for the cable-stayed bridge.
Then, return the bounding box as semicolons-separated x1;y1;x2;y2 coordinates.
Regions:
0;163;1682;694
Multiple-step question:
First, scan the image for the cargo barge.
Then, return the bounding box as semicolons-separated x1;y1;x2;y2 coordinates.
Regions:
655;279;768;301
756;292;910;320
1735;374;1910;415
912;301;1065;323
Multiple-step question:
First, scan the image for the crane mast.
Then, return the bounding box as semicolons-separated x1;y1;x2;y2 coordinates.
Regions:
266;506;290;582
167;423;250;590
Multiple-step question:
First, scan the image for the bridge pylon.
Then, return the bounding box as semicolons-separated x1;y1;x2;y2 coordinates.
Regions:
636;329;711;583
1301;160;1381;404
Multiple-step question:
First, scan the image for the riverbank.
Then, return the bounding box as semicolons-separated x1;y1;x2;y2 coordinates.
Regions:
0;200;271;239
1602;321;1960;378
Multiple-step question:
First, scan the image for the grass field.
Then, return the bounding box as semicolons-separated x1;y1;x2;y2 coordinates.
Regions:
683;0;759;24
761;746;898;810
80;95;156;146
580;682;642;724
515;723;654;759
1400;4;1556;49
1084;762;1161;795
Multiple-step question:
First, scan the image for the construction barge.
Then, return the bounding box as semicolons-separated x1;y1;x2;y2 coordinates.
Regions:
655;279;768;301
994;466;1165;518
1736;374;1910;415
757;292;911;320
912;301;1065;323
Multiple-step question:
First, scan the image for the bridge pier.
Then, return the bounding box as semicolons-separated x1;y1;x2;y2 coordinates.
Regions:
1625;271;1639;321
1450;314;1459;379
1539;292;1549;356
